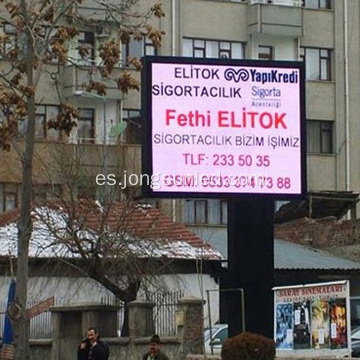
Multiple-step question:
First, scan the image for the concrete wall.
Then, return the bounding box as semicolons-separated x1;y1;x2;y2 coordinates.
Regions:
186;356;360;360
28;340;52;360
27;297;205;360
0;272;219;328
29;342;360;360
29;337;182;360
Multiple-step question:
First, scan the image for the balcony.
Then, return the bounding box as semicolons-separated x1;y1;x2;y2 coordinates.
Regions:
248;0;303;38
0;141;141;184
62;64;130;100
249;0;302;5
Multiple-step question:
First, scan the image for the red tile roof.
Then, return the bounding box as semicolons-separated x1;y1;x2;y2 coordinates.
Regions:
0;201;222;260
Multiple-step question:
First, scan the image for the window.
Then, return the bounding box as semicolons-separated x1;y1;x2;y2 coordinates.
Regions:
307;120;333;154
185;200;207;224
67;31;95;65
33;184;62;204
18;104;61;140
183;38;245;59
1;23;59;61
77;185;97;200
1;23;17;58
258;46;273;60
122;109;141;144
0;183;19;213
33;185;47;204
36;26;60;63
35;105;61;140
185;199;227;225
77;108;95;144
78;31;95;64
250;0;273;4
18;118;27;136
351;298;360;328
215;328;229;345
121;38;156;66
220;200;228;225
302;0;331;9
300;47;331;81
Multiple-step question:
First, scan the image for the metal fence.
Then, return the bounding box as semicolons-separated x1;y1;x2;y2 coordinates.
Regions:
0;300;53;339
0;290;184;339
101;290;184;337
150;291;184;336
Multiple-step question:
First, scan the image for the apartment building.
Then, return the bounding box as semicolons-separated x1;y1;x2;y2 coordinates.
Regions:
172;0;360;256
0;1;359;248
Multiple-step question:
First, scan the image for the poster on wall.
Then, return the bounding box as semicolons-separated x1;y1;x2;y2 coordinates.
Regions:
311;300;330;349
293;301;311;349
273;281;351;358
275;303;293;349
330;298;347;349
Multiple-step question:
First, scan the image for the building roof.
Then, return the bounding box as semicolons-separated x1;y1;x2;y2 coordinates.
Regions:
0;201;222;261
275;191;360;223
2;202;359;268
275;239;360;270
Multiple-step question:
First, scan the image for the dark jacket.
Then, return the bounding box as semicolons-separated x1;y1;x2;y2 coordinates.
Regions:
77;338;110;360
142;350;169;360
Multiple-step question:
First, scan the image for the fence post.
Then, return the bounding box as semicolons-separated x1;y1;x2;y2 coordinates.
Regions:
128;301;155;338
50;304;119;360
177;297;205;356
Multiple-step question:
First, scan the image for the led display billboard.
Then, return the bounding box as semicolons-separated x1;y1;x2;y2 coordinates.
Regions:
142;57;305;198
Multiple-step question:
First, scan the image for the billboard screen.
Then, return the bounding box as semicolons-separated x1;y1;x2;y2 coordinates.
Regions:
142;57;306;198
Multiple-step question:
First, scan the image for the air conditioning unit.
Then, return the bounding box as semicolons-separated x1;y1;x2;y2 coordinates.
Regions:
95;24;111;38
250;0;272;3
77;137;96;145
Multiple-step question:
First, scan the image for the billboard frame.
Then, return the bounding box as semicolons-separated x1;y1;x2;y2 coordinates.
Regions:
273;280;352;358
141;56;306;199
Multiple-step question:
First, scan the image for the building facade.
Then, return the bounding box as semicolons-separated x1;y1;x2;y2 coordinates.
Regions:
170;0;360;256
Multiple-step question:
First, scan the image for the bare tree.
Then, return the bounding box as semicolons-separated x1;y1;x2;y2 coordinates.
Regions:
0;0;165;358
29;140;176;336
34;197;178;335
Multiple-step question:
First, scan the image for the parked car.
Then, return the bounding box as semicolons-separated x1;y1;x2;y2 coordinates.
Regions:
204;324;228;355
352;326;360;357
204;324;360;357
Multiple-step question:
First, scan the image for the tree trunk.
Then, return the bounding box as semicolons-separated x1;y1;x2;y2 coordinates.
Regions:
14;2;35;358
120;280;140;337
121;301;131;337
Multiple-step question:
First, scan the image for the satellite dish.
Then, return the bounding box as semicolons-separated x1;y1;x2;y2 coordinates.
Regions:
109;121;127;138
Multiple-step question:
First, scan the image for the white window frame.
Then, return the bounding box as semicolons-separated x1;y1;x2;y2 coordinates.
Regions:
300;47;331;81
306;120;334;154
182;38;245;59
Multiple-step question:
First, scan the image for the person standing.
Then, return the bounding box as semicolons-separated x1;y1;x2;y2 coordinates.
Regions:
142;334;169;360
78;327;110;360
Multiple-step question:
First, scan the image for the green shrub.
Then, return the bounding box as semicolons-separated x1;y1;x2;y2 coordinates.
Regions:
221;332;275;360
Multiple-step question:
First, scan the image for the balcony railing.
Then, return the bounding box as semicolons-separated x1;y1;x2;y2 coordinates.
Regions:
77;137;96;145
248;0;303;37
250;0;302;6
